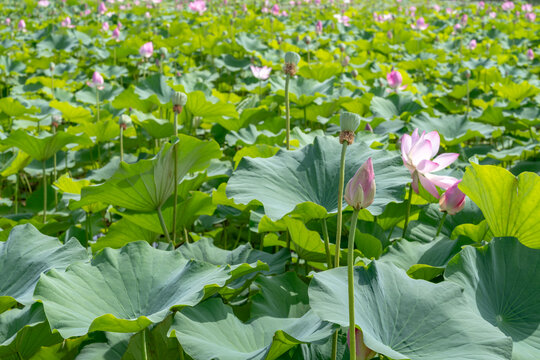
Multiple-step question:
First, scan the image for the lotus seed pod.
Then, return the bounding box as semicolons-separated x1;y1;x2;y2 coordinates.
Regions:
160;47;168;58
340;112;361;132
172;91;188;106
351;69;358;78
51;114;62;128
284;51;301;65
339;43;346;52
304;35;311;44
333;54;340;61
119;114;132;126
49;62;55;71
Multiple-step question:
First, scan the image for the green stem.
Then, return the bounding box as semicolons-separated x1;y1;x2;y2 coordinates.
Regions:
435;212;447;237
120;126;124;162
42;160;47;223
172;111;180;243
321;218;332;269
96;88;100;123
285;73;291;150
53;127;57;208
157;206;171;243
85;212;89;249
348;209;359;360
142;329;148;360
334;142;348;267
402;183;413;238
14;173;18;214
331;332;338;360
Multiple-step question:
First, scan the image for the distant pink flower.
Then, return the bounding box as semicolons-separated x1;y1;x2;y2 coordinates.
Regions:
18;19;26;31
98;2;107;14
271;4;280;15
5;18;10;26
469;39;477;50
439;181;466;215
139;41;153;58
281;10;288;16
527;49;534;60
501;1;514;11
61;17;75;28
316;20;323;34
250;65;272;80
401;129;459;199
525;12;536;21
90;71;105;90
477;1;485;10
386;69;403;90
334;14;350;26
37;0;50;7
461;14;468;26
522;4;533;12
188;0;206;14
261;6;269;13
102;22;109;32
446;8;455;15
454;23;462;31
112;27;120;40
145;11;151;18
433;4;440;12
411;17;428;30
489;11;497;18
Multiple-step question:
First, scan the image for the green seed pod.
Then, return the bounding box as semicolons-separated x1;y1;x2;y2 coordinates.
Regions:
340;112;361;132
119;114;132;126
284;51;301;65
172;91;188;106
160;47;168;58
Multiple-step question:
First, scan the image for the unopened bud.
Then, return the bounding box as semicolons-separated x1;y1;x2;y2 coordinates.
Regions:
342;55;350;67
351;69;358;78
119;114;132;129
172;91;187;113
345;158;376;211
304;35;311;45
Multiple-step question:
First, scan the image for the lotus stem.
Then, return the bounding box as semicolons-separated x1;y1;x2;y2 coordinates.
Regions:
120;126;124;162
95;88;100;123
334;142;348;267
172;109;181;243
53;126;58;208
435;212;447;237
331;332;338;360
285;73;291;150
42;160;47;223
157;205;171;243
14;173;18;214
402;183;413;238
348;209;360;360
321;218;332;269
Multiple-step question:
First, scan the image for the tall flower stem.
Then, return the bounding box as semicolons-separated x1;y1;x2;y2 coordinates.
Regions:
120;126;124;162
402;183;413;238
95;88;100;123
14;173;18;214
52;125;58;208
157;206;171;243
42;160;47;223
435;212;447;237
334;142;348;267
285;73;291;150
172;110;180;243
348;209;360;360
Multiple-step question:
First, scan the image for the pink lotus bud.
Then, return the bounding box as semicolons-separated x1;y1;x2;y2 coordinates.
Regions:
525;12;536;21
501;1;514;11
489;11;497;18
345;158;376;211
347;328;377;360
469;39;477;50
18;19;26;31
139;41;154;58
112;27;120;40
102;22;109;32
439;181;466;215
527;49;534;61
386;69;402;90
461;14;468;26
98;2;107;14
92;71;104;86
478;1;485;9
522;4;533;12
316;20;323;34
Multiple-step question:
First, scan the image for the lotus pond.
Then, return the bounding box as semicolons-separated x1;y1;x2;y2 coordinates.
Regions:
0;0;539;359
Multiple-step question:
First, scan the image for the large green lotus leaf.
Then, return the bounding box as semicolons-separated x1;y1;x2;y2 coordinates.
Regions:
76;84;123;105
33;241;233;338
492;81;540;103
0;303;63;359
0;224;88;310
112;86;155;113
75;332;130;360
250;272;310;319
225;124;285;147
214;54;251;72
68;119;119;143
0;98;37;117
134;74;172;105
370;92;423;119
308;262;513;360
80;136;221;211
445;237;540;360
183;91;238;119
270;77;334;107
410;113;501;146
284;217;338;264
298;63;342;82
459;163;540;248
0;56;26;75
92;218;158;253
49;100;93;123
37;34;78;52
235;33;268;53
0;130;92;161
169;298;336;360
227;136;410;221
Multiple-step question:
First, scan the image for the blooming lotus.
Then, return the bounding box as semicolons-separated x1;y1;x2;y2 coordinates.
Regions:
401;129;459;199
501;1;514;11
37;0;50;7
489;11;497;18
102;22;109;32
89;71;105;90
527;49;534;61
139;42;153;58
525;12;536;21
469;39;477;50
345;158;376;211
112;27;120;41
250;65;271;80
316;20;323;34
61;17;75;28
188;0;207;14
439;181;466;215
411;17;428;30
386;69;404;90
522;3;533;12
98;2;107;14
334;14;350;26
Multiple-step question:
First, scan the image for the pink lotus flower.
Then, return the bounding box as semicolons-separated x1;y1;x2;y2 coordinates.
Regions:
454;23;462;31
433;4;440;12
411;17;428;30
439;181;466;215
334;14;350;26
469;39;477;50
489;11;497;18
527;49;534;61
316;20;323;34
477;1;485;10
386;69;403;90
345;158;376;211
461;14;468;26
250;65;272;80
347;328;377;360
401;129;459;199
90;71;105;90
188;0;207;14
61;17;75;28
102;22;109;32
5;18;10;26
139;41;153;58
18;19;26;31
112;27;120;40
271;4;280;16
98;2;107;14
522;3;533;12
501;1;514;11
37;0;50;7
525;12;536;21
